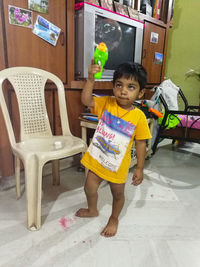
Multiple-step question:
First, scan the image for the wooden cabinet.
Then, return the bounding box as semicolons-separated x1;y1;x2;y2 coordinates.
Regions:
0;1;6;70
142;21;166;85
2;0;67;82
0;0;75;177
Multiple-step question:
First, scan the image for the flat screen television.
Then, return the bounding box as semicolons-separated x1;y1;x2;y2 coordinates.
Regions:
75;2;144;81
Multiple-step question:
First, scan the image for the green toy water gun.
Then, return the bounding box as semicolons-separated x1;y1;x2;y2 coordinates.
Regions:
94;42;108;79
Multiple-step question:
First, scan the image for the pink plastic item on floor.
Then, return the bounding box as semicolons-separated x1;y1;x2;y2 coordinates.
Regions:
59;216;75;229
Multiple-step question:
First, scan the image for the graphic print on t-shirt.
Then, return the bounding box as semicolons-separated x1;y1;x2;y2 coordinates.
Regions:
88;110;135;172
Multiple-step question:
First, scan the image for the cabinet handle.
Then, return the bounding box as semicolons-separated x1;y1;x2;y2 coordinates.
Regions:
60;32;65;46
142;49;146;59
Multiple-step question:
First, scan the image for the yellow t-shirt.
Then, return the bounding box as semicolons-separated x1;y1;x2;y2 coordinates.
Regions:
81;96;152;184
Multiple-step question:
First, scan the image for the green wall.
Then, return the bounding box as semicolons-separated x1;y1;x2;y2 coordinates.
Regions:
165;0;200;106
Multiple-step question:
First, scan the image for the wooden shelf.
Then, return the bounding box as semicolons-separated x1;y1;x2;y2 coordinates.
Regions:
139;13;168;27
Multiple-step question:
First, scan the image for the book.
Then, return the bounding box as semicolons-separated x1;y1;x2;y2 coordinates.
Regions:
81;113;98;117
140;0;152;16
156;0;162;20
82;116;98;122
170;0;175;21
159;0;168;22
151;0;155;16
159;0;164;20
81;113;98;122
153;0;158;18
137;0;141;11
146;3;152;16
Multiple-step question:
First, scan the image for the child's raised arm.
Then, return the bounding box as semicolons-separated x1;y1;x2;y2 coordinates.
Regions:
81;59;101;108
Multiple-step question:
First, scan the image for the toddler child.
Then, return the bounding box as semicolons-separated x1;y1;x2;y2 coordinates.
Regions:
76;60;152;237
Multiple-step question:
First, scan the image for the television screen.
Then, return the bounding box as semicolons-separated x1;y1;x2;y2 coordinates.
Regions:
95;15;136;70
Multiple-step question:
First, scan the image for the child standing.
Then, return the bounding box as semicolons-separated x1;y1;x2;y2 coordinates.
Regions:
76;61;152;237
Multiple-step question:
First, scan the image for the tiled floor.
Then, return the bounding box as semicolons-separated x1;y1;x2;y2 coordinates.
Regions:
0;142;200;267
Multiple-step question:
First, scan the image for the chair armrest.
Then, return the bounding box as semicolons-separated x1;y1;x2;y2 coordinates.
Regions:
186;105;200;111
166;110;200;116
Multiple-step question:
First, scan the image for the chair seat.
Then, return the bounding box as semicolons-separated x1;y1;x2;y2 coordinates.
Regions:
14;136;86;159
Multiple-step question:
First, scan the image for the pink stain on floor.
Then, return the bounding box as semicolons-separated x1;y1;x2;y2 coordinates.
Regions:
59;216;75;229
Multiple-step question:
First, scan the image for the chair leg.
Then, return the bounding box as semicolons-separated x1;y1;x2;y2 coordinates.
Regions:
24;156;43;231
15;156;21;199
52;160;60;186
152;134;161;154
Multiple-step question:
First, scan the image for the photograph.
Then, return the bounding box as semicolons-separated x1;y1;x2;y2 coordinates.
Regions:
150;31;159;43
8;5;33;28
154;52;163;64
127;6;139;19
100;0;114;11
32;15;61;46
114;1;129;16
28;0;49;14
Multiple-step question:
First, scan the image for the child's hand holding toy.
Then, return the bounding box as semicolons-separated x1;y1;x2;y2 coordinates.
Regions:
93;42;108;79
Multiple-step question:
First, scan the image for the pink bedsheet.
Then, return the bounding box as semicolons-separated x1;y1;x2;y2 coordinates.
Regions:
178;115;200;129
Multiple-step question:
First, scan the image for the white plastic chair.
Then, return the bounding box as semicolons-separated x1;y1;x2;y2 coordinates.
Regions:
0;67;87;230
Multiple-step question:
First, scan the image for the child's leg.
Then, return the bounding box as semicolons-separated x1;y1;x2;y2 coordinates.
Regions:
75;170;103;217
101;183;125;237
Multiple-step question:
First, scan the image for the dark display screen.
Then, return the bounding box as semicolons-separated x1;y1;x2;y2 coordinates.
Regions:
95;15;136;69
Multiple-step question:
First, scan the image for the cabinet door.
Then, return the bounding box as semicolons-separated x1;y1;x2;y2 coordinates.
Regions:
142;21;166;85
0;3;6;70
3;0;66;82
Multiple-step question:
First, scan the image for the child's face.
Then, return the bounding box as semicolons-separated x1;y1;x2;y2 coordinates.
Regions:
113;76;145;110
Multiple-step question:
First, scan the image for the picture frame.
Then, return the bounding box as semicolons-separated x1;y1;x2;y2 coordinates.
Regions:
100;0;114;11
127;6;139;19
78;0;100;6
114;1;129;16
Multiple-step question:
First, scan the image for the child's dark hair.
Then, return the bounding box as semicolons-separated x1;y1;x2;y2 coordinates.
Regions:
113;62;147;90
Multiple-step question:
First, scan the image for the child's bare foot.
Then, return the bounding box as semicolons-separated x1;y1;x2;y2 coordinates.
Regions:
101;216;118;237
75;208;98;217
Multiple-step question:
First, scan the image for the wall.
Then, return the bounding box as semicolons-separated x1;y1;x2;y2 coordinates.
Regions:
165;0;200;106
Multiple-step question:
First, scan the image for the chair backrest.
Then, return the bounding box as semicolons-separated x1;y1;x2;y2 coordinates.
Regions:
154;79;180;111
0;67;71;147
